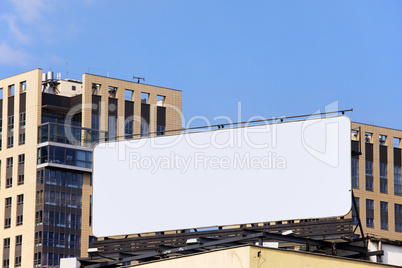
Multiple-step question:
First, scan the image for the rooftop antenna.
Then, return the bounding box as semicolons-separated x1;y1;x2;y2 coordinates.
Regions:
66;62;68;79
133;76;145;83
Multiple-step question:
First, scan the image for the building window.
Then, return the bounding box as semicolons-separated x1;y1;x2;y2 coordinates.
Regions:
19;133;25;145
16;215;23;226
43;190;82;209
89;236;98;248
18;154;24;165
394;137;401;148
395;166;401;196
125;89;133;101
380;201;388;230
17;194;23;205
72;85;76;91
141;92;149;104
395;204;402;232
59;233;65;248
4;218;11;228
366;161;373;191
15;256;21;267
366;199;374;228
19;113;25;129
6;157;12;168
92;83;100;95
157;125;165;136
0;118;2;134
34;252;41;267
37;170;44;185
42;211;81;229
7;136;13;148
37;146;92;169
89;195;92;226
141;121;149;137
6;177;12;188
5;197;11;208
9;84;14;96
7;115;13;132
3;259;9;268
379;135;387;146
20;81;26;92
35;231;42;246
124;120;133;138
36;190;43;205
365;132;372;143
380;163;387;193
108;86;117;98
3;238;10;248
157;95;165;106
41;170;83;188
108;116;117;140
35;211;42;226
16;235;22;246
352;197;359;225
351;158;359;189
18;175;24;185
91;114;100;130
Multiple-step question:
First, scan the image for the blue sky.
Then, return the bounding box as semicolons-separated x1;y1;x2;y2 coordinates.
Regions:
1;0;402;129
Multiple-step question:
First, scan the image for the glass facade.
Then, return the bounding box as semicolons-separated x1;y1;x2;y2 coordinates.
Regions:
37;169;83;188
366;161;373;191
141;122;149;137
380;201;388;230
43;211;81;229
157;125;165;136
352;197;359;225
366;199;374;228
395;204;402;232
351;158;359;189
380;163;388;193
108;116;117;140
125;120;133;138
395;166;401;196
42;232;81;249
43;190;82;208
38;123;107;147
37;146;92;169
36;167;83;267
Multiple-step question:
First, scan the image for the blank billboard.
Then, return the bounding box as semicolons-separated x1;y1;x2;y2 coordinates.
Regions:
92;115;351;237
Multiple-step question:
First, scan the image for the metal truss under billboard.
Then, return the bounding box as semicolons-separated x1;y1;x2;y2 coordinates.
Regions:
92;115;351;237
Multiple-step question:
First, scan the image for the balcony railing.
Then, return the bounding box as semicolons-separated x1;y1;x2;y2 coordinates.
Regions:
38;122;108;147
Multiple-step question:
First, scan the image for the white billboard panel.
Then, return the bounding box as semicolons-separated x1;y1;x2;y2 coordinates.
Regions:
92;116;351;237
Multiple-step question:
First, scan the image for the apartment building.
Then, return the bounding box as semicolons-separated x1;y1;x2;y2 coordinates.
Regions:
0;69;182;267
351;122;402;241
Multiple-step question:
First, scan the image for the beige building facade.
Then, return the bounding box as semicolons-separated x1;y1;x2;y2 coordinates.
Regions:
0;69;182;267
351;122;402;241
121;245;396;268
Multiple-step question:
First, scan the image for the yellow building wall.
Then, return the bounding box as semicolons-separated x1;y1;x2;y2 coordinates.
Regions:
0;69;42;267
351;122;402;241
127;246;394;268
249;246;389;268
